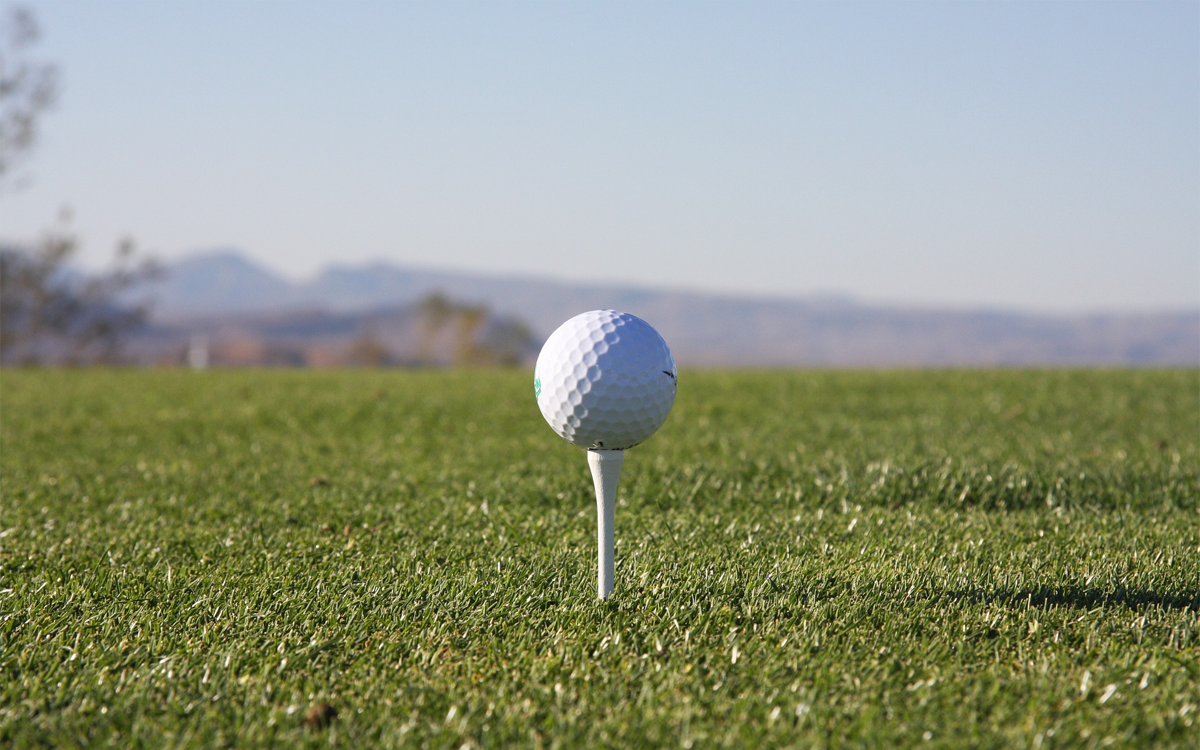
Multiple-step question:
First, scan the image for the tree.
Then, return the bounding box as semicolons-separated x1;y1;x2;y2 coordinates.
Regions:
412;292;535;367
0;7;157;364
0;5;58;187
0;214;159;364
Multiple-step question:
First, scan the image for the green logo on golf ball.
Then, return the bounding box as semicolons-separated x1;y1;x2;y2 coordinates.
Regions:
534;377;541;399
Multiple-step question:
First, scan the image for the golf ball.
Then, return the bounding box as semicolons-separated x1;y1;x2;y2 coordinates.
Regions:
535;310;677;450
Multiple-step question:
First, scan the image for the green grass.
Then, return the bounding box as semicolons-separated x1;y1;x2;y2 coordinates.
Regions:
1;368;1197;748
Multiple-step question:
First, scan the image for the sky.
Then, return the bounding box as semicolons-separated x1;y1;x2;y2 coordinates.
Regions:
3;0;1198;312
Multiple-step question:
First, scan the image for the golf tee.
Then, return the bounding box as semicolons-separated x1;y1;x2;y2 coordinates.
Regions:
587;449;624;599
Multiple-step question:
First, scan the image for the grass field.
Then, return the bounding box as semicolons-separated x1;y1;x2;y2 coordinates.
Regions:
2;368;1197;748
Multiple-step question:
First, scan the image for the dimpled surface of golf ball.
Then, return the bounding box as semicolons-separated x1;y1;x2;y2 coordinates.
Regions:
535;310;677;450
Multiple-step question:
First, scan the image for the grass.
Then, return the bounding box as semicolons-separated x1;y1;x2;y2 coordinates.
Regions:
1;368;1197;748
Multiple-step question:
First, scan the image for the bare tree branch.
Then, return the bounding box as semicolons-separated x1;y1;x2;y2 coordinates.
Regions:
0;5;59;186
0;7;158;365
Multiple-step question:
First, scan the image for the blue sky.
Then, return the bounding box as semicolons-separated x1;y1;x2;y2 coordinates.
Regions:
4;0;1198;311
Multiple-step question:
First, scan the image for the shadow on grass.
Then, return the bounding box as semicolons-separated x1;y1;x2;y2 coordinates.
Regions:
949;585;1199;613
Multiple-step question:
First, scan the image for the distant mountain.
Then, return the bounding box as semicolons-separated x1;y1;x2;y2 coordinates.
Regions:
141;250;1200;366
150;250;299;314
149;251;679;324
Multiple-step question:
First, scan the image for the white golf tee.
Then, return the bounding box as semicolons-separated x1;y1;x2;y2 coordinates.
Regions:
587;449;624;599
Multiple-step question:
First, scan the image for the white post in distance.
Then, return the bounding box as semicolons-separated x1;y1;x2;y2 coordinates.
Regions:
587;449;624;599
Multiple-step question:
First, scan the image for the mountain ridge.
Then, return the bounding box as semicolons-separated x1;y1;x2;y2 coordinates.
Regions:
141;250;1200;366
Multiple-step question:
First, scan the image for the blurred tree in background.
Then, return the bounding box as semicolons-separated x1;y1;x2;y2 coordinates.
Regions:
414;292;535;367
1;216;158;364
0;5;56;186
0;6;157;365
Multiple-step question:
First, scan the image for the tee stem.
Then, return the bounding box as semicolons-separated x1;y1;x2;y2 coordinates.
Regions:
587;449;624;599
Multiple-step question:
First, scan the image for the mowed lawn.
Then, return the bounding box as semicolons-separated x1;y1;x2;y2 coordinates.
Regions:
1;368;1197;748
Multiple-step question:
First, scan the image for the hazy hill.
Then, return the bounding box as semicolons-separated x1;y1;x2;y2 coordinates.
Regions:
153;250;300;313
142;251;1199;366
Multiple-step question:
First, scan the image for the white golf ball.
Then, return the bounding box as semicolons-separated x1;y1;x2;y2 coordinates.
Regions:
535;310;677;450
